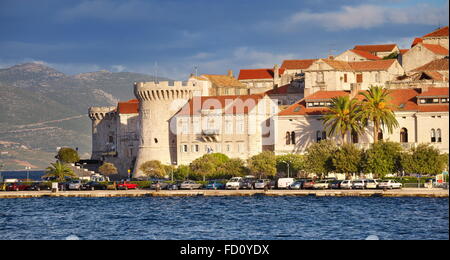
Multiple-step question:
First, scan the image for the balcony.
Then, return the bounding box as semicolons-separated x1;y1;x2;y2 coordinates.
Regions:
201;129;221;142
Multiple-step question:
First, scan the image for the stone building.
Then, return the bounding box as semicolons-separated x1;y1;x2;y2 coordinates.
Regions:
335;49;381;62
188;71;249;96
238;65;289;93
353;44;399;58
274;87;449;155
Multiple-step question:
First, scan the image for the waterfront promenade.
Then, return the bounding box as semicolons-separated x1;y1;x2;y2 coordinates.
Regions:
0;188;447;199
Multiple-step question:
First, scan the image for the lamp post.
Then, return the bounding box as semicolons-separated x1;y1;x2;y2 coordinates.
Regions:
25;166;31;181
281;161;290;178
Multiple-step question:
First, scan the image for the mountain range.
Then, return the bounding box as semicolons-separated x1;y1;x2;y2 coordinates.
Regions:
0;62;171;170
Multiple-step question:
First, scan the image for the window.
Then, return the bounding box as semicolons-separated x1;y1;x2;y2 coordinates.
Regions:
375;72;380;83
226;144;232;152
343;74;348;83
154;138;158;144
442;98;448;103
437;129;442;143
291;131;296;145
431;129;436;142
317;72;324;83
356;73;363;83
236;117;244;134
351;131;359;144
195;144;200;152
225;119;233;134
322;131;327;140
286;132;291;145
182;145;188;153
108;136;114;143
316;131;322;142
378;129;383;141
400;128;408;143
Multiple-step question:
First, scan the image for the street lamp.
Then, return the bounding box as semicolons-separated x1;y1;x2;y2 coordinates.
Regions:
281;160;290;178
25;166;31;181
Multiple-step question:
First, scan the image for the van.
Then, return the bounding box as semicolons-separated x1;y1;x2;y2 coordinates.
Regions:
277;178;295;189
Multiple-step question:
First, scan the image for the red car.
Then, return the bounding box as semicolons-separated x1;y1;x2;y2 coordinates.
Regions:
117;181;139;190
6;183;31;191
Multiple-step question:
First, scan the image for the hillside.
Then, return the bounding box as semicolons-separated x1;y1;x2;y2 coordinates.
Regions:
0;63;171;170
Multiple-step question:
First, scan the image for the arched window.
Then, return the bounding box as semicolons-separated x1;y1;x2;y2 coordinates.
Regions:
291;131;296;145
400;128;408;143
378;129;383;141
351;131;359;144
286;132;291;145
322;131;327;140
437;129;442;143
316;131;322;142
431;129;436;143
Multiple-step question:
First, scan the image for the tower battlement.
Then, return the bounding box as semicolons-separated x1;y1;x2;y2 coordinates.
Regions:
134;81;201;102
88;106;116;120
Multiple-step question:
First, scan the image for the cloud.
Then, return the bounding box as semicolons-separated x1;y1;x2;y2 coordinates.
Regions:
111;65;126;72
284;2;449;31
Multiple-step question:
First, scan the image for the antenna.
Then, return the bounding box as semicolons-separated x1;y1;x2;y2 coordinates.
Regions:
194;65;198;77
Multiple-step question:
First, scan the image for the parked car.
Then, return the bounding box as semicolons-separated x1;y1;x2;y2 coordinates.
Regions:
365;179;379;189
277;178;295;189
340;180;353;189
378;180;403;189
150;180;170;190
206;180;225;190
179;180;203;190
330;180;342;189
242;176;257;189
301;179;315;189
226;177;243;190
82;181;107;190
254;179;270;189
68;180;84;190
117;181;139;190
6;182;31;191
289;180;304;190
28;182;51;191
313;180;331;190
352;180;366;189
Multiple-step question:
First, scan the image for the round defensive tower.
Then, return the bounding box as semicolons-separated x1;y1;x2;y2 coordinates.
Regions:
88;106;117;160
133;81;202;178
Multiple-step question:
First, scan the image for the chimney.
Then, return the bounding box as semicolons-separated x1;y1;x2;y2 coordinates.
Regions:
328;55;334;60
227;69;233;78
273;64;280;79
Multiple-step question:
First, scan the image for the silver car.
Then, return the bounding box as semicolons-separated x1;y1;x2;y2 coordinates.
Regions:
179;180;203;190
68;180;83;190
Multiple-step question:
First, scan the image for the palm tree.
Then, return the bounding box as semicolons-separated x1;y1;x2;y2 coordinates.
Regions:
321;95;362;144
358;86;399;144
44;161;76;182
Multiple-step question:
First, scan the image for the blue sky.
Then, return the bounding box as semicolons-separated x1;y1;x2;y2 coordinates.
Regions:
0;0;448;79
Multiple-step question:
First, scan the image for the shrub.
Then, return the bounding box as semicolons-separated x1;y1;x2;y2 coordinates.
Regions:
401;144;447;175
57;147;80;163
304;140;338;177
362;141;403;178
247;151;277;179
332;143;363;174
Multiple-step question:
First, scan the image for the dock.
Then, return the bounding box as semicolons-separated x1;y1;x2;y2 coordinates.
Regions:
0;188;448;199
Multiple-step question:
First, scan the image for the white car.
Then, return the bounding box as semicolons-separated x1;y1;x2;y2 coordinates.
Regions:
352;180;366;189
378;180;402;189
340;180;353;189
68;180;83;190
254;179;270;189
226;177;243;190
365;179;379;189
277;178;295;189
313;180;331;189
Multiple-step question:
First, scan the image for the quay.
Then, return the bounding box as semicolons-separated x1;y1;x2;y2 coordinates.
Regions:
0;188;448;199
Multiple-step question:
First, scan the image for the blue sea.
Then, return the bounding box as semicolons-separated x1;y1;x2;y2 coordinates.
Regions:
0;196;447;240
0;171;45;181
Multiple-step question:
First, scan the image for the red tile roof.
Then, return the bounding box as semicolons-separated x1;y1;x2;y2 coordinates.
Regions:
422;26;449;38
117;99;139;114
278;88;449;116
281;59;317;70
417;87;449;97
412;58;449;71
176;94;265;116
265;84;291;95
411;38;423;47
350;49;382;60
354;44;397;53
305;91;349;101
320;59;397;71
399;49;409;54
422;44;449;55
238;68;285;80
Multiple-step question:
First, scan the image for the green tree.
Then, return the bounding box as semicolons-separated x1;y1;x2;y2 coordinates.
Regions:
362;141;403;178
98;162;118;176
173;165;192;180
304;140;338;178
44;161;76;182
247;151;277;179
321;96;362;144
57;147;80;163
139;160;166;178
401;144;447;175
216;158;248;179
358;86;399;144
190;153;230;181
276;154;304;178
332;143;363;175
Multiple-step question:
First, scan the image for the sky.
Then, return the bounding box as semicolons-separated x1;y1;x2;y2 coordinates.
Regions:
0;0;448;80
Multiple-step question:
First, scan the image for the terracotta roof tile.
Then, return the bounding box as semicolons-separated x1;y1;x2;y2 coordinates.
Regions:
265;84;291;95
305;91;349;101
400;49;409;54
350;49;382;60
411;38;423;47
417;87;449;97
117;99;139;114
412;58;449;72
238;68;285;80
202;74;246;88
320;59;397;71
281;59;317;70
354;44;397;53
422;26;449;38
421;44;449;55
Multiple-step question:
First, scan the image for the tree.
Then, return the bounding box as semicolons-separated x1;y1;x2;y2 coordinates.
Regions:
401;144;447;175
276;154;304;178
362;141;403;178
332;143;363;175
358;86;399;144
304;140;338;178
247;151;277;179
98;162;118;176
44;161;76;182
190;153;230;181
173;165;192;180
216;158;248;179
321;96;362;144
56;147;80;163
139;160;166;178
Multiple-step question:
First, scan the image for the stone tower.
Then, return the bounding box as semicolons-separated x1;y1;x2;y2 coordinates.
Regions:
133;81;202;178
88;106;117;160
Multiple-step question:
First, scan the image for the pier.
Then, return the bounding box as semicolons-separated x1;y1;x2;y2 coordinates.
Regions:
0;188;447;199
